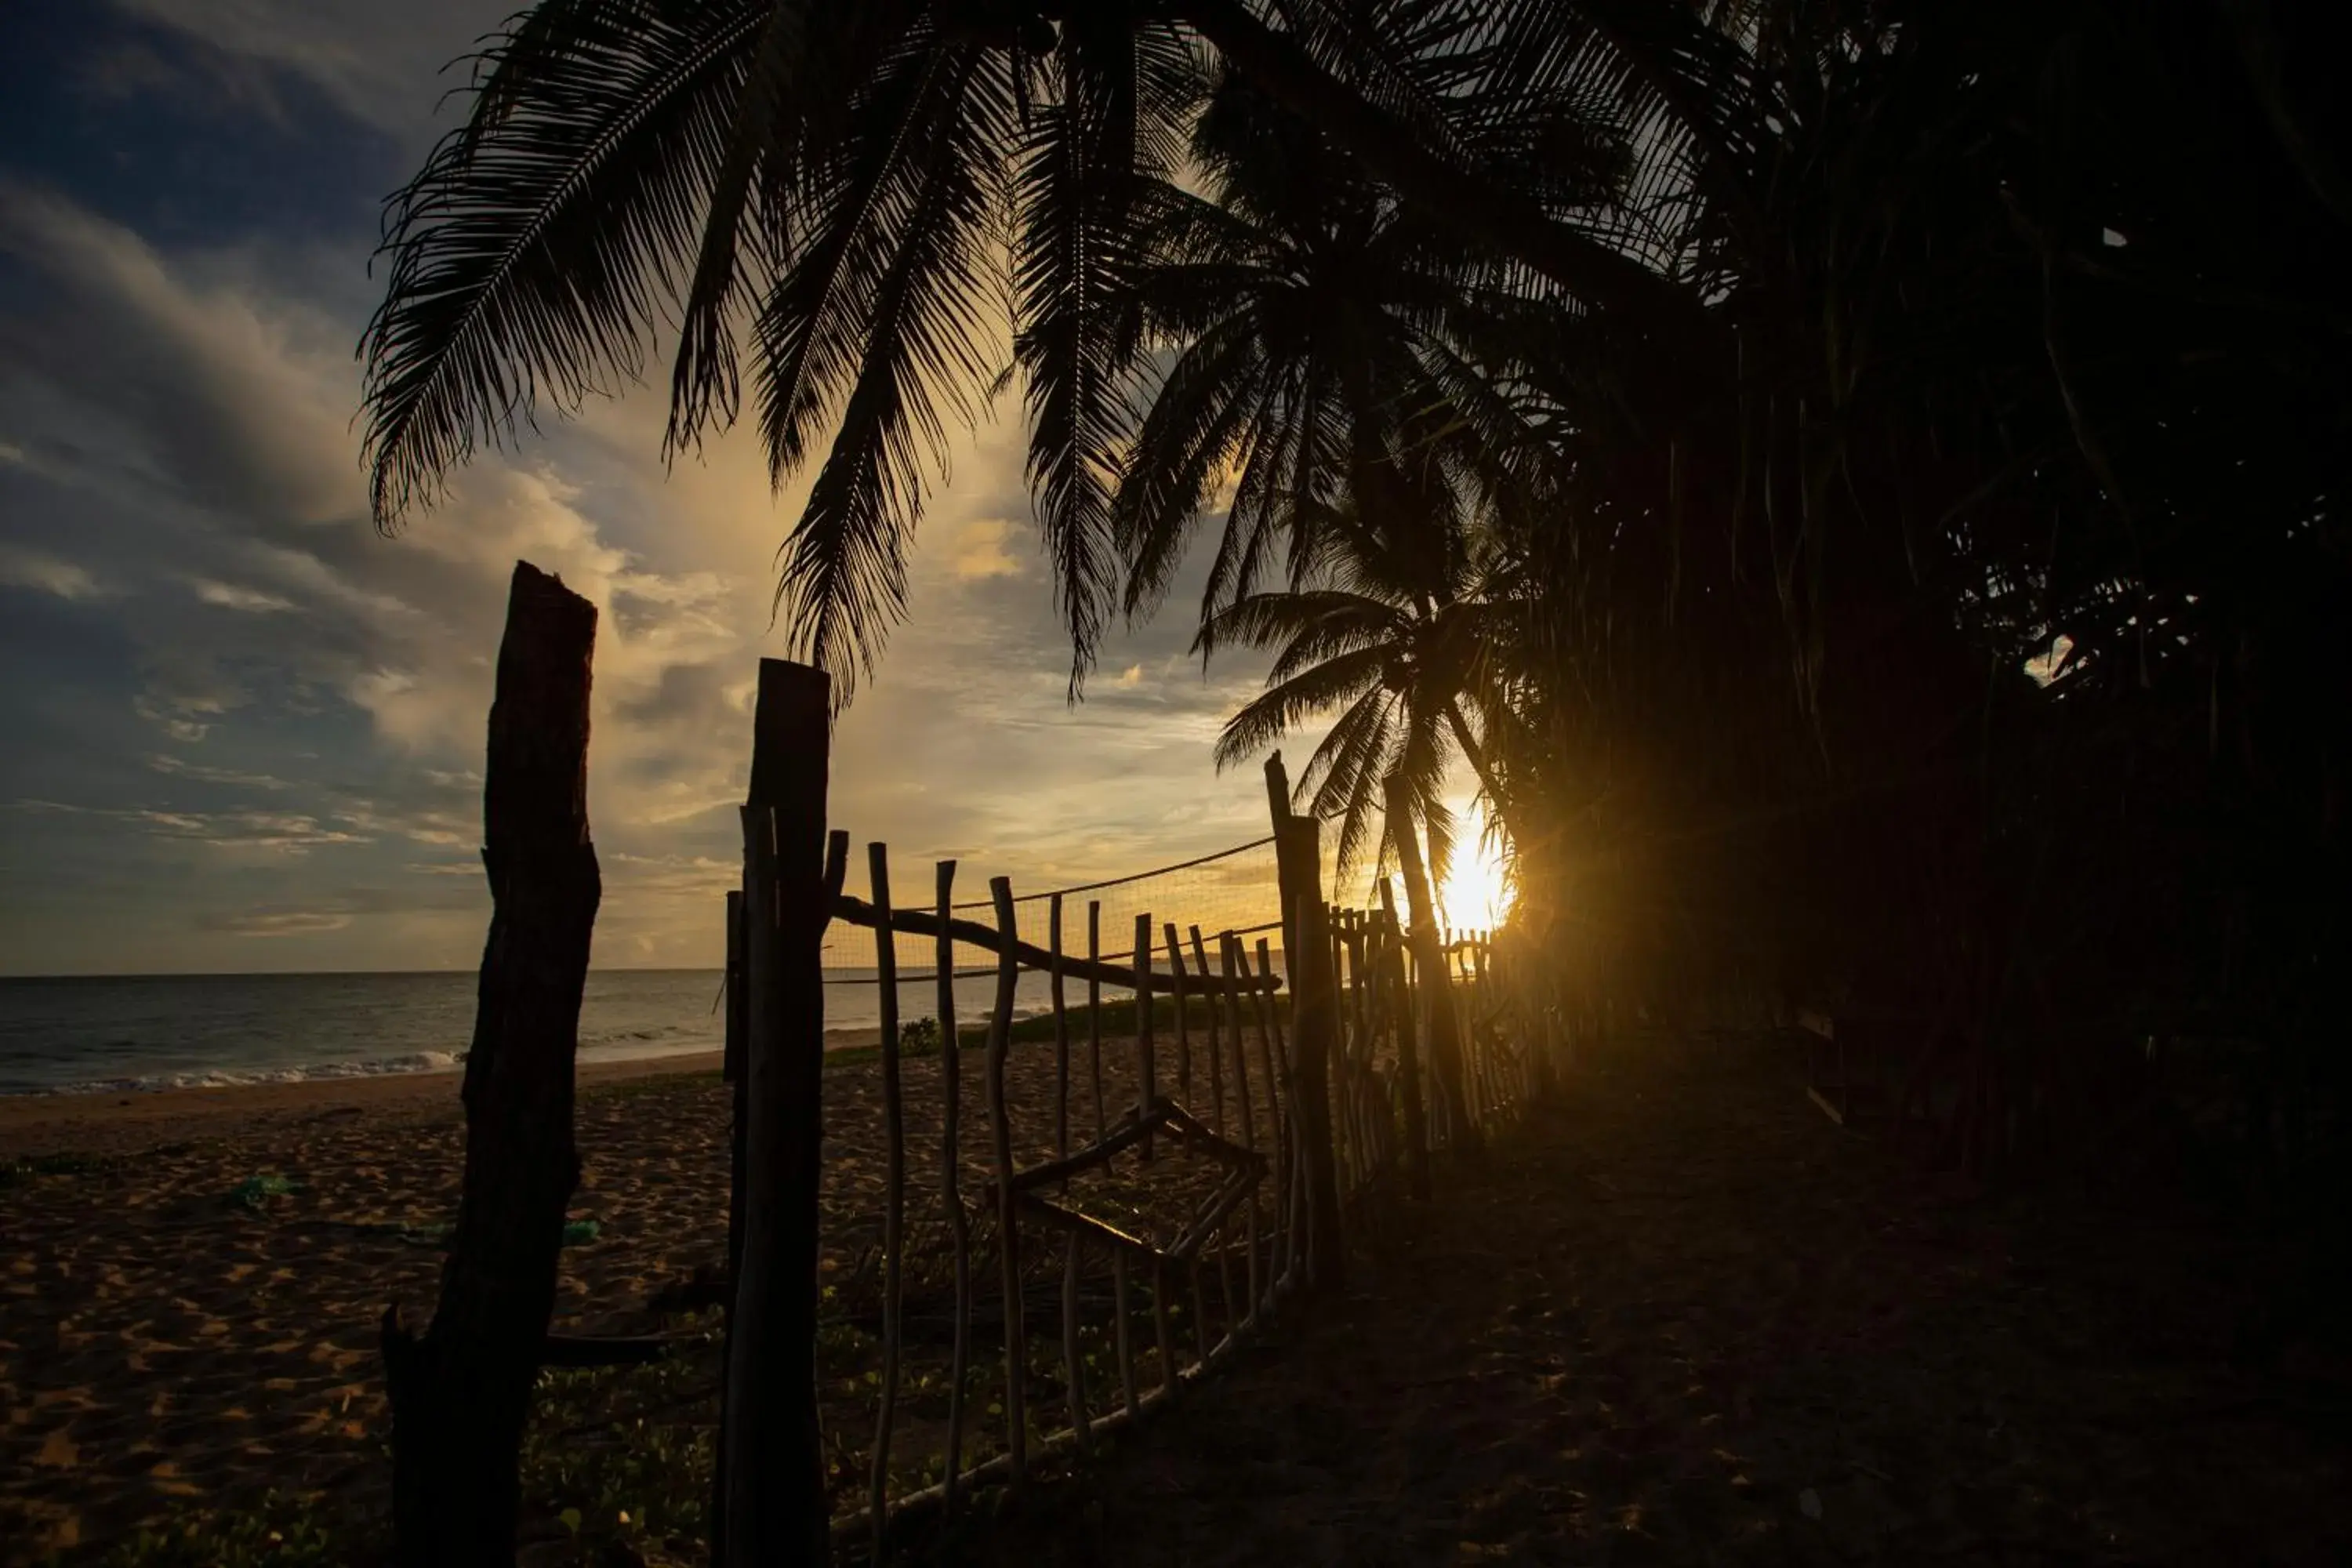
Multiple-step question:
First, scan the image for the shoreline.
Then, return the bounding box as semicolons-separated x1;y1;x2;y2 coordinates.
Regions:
0;1027;886;1158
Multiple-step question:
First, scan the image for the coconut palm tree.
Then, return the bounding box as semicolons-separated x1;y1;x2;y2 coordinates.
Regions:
1112;64;1596;636
357;1;1718;702
1202;444;1527;884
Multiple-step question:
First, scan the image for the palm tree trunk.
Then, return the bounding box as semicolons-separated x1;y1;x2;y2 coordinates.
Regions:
1385;771;1483;1162
1445;702;1520;840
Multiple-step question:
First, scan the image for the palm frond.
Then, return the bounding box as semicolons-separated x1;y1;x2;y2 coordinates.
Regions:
360;0;774;527
767;45;1011;704
1015;19;1203;695
1211;645;1393;770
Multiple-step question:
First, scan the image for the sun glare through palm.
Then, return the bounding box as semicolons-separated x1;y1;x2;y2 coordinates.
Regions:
1438;815;1513;931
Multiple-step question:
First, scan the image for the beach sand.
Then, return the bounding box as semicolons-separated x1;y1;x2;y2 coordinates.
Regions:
7;1032;2349;1564
0;1022;1207;1562
1;1051;722;1559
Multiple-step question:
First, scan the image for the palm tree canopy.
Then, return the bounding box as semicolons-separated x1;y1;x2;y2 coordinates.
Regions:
357;1;1709;705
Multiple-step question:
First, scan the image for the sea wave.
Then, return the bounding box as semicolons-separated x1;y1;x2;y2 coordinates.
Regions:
20;1050;466;1098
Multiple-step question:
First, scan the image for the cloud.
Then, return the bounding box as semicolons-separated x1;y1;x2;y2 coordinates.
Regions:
948;518;1025;581
101;0;505;146
192;578;296;613
3;798;371;851
146;754;290;789
201;908;354;937
0;546;109;601
0;147;1301;975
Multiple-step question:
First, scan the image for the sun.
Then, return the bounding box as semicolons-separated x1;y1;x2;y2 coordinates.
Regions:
1436;819;1515;931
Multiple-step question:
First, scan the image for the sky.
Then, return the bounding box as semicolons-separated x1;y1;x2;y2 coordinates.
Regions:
0;0;1333;975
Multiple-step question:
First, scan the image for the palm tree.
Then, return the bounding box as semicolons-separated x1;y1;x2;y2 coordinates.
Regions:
357;1;1714;702
1202;450;1525;886
1112;65;1595;631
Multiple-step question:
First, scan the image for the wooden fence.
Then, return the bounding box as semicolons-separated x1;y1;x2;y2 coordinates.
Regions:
383;601;1562;1566
713;659;1563;1559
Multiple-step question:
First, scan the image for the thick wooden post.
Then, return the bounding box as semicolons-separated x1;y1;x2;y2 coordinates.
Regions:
382;561;601;1567
724;891;750;1274
1265;753;1343;1290
1283;870;1345;1291
1386;772;1479;1162
720;659;831;1568
1266;753;1298;959
1265;754;1345;1296
711;887;748;1566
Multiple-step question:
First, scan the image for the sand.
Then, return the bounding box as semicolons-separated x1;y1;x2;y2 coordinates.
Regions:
6;1031;2349;1564
0;1022;1229;1561
968;1036;2352;1567
1;1051;720;1559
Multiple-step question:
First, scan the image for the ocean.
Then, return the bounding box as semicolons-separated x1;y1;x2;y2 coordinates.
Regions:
0;967;1113;1096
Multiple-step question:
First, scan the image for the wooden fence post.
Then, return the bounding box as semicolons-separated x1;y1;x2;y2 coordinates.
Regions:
984;877;1029;1489
866;844;905;1554
1377;881;1431;1200
1265;753;1345;1294
936;859;972;1514
719;659;832;1568
724;891;750;1275
1386;771;1480;1163
1135;913;1156;1160
381;561;601;1567
711;887;747;1566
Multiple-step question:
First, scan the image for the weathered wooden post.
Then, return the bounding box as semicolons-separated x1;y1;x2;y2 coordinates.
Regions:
381;561;601;1567
725;891;750;1272
1134;913;1156;1160
1265;753;1345;1293
1377;880;1432;1200
984;876;1029;1489
866;844;905;1553
1385;771;1480;1163
719;659;833;1568
711;886;748;1564
936;858;972;1512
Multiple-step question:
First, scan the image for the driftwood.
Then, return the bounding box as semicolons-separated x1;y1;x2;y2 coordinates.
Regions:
380;561;600;1568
